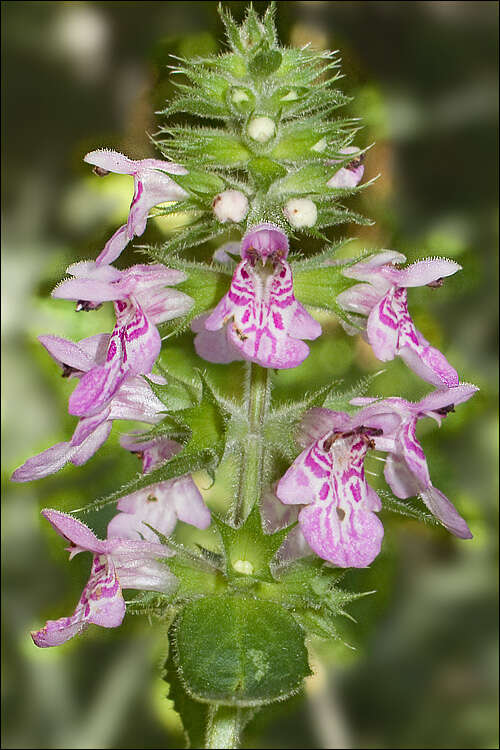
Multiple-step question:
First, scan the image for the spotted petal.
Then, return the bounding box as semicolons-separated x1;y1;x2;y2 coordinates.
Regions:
277;433;384;567
203;259;321;369
69;301;160;417
31;554;125;647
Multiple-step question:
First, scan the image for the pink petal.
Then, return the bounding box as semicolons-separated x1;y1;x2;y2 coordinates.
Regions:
241;223;289;261
276;525;314;563
261;486;300;533
107;376;165;423
278;433;384;568
192;314;244;364
298;499;383;568
32;553;125;648
399;342;459;389
383;452;422;498
109;539;176;592
41;509;104;553
297;408;353;448
392;258;461;288
366;288;399;361
119;264;187;293
397;420;431;488
96;225;130;266
418;384;479;413
38;335;94;373
327;165;364;189
139;287;193;325
420;486;472;539
84;149;138;174
69;303;160;417
343;252;406;281
71;420;113;466
77;334;111;365
107;485;178;541
337;282;382;316
127;170;187;238
120;433;182;473
11;442;78;482
66;261;123;282
170;476;211;529
205;259;319;369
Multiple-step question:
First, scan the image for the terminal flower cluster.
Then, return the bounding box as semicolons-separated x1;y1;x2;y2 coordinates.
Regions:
12;7;478;666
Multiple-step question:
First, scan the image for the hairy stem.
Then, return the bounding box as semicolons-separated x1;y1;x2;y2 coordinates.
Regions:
233;361;271;526
205;705;243;749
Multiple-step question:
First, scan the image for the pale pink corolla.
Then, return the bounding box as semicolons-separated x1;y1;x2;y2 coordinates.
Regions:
53;261;192;417
193;223;321;369
84;149;188;265
348;383;478;538
276;426;384;568
326;146;365;189
107;434;211;541
31;509;175;647
337;252;461;388
11;334;167;482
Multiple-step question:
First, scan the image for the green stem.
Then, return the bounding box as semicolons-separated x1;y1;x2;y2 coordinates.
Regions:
233;362;270;525
205;706;242;749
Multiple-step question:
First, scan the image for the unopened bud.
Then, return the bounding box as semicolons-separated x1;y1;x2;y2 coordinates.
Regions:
283;198;318;228
247;116;276;143
311;137;327;153
281;89;298;102
233;559;254;575
212;190;249;223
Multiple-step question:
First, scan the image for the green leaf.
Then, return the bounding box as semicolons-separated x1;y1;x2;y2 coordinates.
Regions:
164;627;209;748
173;595;311;706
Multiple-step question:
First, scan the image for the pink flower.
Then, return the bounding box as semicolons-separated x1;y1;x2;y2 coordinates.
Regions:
107;434;211;541
348;383;478;538
337;252;461;388
193;223;321;369
11;334;167;482
53;262;192;417
84;149;188;265
326;146;365;189
31;509;175;647
276;425;384;568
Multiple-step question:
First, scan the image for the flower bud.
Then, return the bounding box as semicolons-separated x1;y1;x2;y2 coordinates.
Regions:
283;198;318;228
212;190;249;223
247;116;276;143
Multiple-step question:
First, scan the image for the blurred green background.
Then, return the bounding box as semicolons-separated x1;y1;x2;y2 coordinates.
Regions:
2;2;498;748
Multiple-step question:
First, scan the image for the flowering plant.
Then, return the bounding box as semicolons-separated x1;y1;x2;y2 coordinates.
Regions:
13;5;478;747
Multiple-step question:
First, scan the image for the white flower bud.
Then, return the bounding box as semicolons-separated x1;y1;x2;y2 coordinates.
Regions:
283;198;318;228
311;137;327;153
233;559;254;575
212;190;249;223
281;89;298;102
232;89;250;104
247;116;276;143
